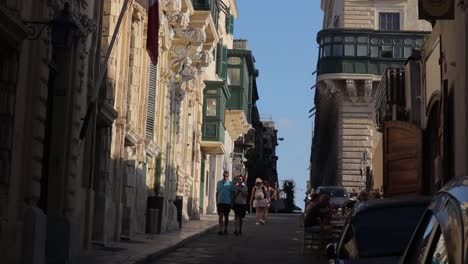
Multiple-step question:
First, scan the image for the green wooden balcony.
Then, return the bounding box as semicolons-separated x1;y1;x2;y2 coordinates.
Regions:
201;80;230;154
316;29;429;76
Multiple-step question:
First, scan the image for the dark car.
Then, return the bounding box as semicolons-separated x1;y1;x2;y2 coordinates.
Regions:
316;186;349;207
400;177;468;264
327;196;431;264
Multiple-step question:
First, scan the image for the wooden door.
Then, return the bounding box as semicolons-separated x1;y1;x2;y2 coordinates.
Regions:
383;121;423;196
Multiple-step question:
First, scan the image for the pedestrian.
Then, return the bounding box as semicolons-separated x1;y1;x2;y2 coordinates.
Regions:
358;190;369;202
369;191;381;199
304;193;320;227
216;170;234;235
232;175;248;236
250;178;269;225
263;180;277;223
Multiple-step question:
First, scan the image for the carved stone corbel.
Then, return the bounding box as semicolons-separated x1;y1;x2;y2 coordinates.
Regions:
346;80;357;103
364;80;373;103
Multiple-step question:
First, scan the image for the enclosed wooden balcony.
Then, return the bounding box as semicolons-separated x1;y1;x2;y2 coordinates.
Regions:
316;29;429;76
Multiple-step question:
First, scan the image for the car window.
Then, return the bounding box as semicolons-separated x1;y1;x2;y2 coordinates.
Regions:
339;205;426;259
402;213;440;264
429;233;449;264
435;199;463;264
318;187;348;198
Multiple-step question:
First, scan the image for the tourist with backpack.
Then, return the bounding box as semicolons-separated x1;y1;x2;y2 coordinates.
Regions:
250;178;269;225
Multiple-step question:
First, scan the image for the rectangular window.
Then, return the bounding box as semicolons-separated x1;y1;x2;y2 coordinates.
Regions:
333;44;343;56
228;68;241;86
344;44;355;56
371;46;379;58
357;45;368;56
323;45;331;57
394;46;403;58
381;46;393;58
379;13;400;31
206;98;217;117
404;47;412;58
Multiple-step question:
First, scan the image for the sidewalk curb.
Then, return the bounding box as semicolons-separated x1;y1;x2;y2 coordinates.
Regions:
133;223;220;264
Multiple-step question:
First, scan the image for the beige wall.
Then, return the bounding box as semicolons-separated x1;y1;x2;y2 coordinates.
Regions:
373;133;383;192
328;0;432;30
422;6;468;177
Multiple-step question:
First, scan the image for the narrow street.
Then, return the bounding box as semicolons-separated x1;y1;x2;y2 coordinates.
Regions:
152;214;325;264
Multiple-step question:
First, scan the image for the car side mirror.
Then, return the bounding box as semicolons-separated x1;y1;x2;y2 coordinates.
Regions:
326;243;337;259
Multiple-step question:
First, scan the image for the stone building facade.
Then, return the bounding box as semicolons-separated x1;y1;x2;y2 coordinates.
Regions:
310;0;431;191
0;0;102;263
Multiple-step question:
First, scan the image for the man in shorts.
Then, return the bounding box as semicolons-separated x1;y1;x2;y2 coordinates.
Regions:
216;170;234;235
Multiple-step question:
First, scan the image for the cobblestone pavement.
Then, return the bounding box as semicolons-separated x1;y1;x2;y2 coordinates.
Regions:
152;214;326;264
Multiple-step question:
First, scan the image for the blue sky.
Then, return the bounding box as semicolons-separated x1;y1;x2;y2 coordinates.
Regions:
235;0;323;208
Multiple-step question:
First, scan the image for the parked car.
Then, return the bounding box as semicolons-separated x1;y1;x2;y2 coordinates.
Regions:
315;186;349;207
327;196;431;264
400;177;468;264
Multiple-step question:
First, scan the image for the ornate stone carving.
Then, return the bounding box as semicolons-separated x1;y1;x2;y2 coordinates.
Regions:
364;80;373;102
191;50;213;68
346;80;357;97
160;0;182;14
174;27;206;44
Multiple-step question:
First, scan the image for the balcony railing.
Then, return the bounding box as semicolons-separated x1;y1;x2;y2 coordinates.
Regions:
374;67;407;130
316;29;429;76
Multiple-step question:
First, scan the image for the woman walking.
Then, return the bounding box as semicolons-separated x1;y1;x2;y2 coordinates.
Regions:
233;175;248;236
250;178;269;225
263;180;277;223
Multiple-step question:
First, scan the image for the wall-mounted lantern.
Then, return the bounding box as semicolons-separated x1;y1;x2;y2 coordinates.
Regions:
23;3;75;48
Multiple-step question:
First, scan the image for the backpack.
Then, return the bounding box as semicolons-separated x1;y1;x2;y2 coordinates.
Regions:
254;186;266;200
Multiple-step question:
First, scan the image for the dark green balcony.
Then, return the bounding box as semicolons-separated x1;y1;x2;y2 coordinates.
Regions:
317;29;429;76
227;49;256;123
201;80;230;154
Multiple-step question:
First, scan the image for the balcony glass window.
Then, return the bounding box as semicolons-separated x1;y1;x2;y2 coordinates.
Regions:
394;46;403;58
228;68;241;85
324;37;331;43
206;98;217;116
323;45;331;57
333;44;343;56
404;47;412;58
371;46;379;58
345;44;355;56
382;46;393;58
379;12;400;31
357;45;368;56
357;36;369;43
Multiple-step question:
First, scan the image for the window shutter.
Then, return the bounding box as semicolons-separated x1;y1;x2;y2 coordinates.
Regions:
229;14;234;34
146;63;157;140
216;42;222;76
221;45;228;80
